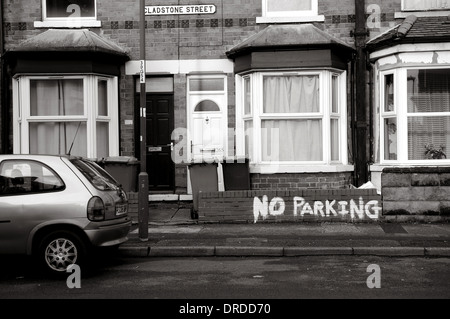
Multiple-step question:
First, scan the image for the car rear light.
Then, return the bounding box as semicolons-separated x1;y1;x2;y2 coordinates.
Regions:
87;196;105;221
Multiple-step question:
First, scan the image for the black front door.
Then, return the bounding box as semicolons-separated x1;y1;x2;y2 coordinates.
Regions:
146;94;175;191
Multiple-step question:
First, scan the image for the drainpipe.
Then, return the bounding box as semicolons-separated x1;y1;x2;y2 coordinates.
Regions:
352;0;369;186
368;59;374;171
0;0;6;154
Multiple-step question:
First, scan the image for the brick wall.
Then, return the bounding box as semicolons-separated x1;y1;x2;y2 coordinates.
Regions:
2;0;406;194
198;189;381;223
251;172;353;190
382;167;450;222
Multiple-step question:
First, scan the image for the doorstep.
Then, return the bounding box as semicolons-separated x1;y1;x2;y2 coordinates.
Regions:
148;194;193;202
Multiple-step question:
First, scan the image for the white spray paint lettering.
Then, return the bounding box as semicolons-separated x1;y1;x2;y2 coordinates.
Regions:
253;196;285;222
254;196;381;223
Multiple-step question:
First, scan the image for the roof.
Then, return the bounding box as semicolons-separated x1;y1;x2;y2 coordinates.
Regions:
367;15;450;51
7;29;129;60
226;24;354;58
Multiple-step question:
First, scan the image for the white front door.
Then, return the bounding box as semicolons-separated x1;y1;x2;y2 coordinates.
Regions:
187;75;228;192
190;98;225;161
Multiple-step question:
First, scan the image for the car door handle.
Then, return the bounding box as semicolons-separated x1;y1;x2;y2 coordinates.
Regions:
0;220;11;223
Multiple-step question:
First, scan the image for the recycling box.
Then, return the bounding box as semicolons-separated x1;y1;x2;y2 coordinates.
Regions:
102;156;140;192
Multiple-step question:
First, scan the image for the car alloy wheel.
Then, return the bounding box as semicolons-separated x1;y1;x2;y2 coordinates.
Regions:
45;238;78;272
38;231;86;274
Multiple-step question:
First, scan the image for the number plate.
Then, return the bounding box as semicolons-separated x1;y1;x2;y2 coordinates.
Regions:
116;204;127;216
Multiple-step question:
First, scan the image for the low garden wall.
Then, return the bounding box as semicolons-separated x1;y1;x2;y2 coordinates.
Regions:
382;167;450;222
197;189;382;223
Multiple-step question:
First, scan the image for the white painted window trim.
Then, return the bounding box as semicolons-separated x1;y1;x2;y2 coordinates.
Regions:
256;16;325;24
236;70;351;174
12;75;119;158
34;20;101;28
34;0;101;28
379;66;450;165
400;0;450;12
262;0;318;17
257;0;324;23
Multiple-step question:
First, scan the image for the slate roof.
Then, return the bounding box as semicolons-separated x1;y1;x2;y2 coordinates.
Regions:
367;15;450;51
7;29;129;60
226;24;354;58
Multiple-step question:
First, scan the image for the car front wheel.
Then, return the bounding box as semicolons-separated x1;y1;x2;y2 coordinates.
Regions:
37;230;87;275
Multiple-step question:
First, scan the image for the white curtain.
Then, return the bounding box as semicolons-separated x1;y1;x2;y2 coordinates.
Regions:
262;75;322;161
407;70;450;160
29;79;87;156
263;75;319;113
29;122;87;157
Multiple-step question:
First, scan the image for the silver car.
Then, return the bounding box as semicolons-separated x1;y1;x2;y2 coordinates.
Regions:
0;154;131;275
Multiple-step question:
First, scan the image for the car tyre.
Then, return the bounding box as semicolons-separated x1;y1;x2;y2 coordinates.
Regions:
37;230;87;276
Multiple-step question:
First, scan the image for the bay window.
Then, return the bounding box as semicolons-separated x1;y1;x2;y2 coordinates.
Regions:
238;71;349;173
378;68;450;164
13;75;119;159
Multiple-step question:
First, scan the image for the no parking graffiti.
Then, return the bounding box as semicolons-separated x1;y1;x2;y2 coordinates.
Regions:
253;195;382;223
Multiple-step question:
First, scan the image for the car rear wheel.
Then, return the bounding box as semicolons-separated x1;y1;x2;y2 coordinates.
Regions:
37;230;87;275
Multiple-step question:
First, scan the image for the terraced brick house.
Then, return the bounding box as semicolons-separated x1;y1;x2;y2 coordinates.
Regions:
1;0;449;222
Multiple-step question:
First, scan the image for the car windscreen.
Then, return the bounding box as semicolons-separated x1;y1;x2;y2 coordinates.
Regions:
70;158;121;191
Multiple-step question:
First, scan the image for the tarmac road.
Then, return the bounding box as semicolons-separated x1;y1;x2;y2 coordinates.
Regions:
0;254;449;300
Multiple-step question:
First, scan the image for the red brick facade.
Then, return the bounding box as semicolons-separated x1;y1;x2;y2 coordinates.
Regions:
2;1;450;222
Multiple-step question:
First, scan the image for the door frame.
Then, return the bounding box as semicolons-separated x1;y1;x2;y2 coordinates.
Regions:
186;74;228;163
146;93;175;191
186;74;228;193
134;76;175;192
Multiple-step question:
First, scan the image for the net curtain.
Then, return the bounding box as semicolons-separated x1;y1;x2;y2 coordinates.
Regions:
29;79;88;157
262;75;322;161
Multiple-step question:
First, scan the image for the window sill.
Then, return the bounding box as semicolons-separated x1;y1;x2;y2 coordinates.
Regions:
256;15;325;24
370;162;450;172
34;20;101;28
395;10;450;18
249;163;354;174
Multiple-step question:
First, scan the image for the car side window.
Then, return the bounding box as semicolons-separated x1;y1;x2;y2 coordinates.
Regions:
0;160;65;196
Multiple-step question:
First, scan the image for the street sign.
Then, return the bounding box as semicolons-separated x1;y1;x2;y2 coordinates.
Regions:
139;60;145;84
145;5;216;15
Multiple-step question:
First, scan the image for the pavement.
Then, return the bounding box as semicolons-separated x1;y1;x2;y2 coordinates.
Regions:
120;206;450;258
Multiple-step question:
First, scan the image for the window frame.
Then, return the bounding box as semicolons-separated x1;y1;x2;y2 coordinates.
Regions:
380;71;398;162
0;159;66;196
236;70;351;174
34;0;101;28
257;0;324;23
13;75;119;159
401;0;450;11
379;67;450;165
263;0;318;17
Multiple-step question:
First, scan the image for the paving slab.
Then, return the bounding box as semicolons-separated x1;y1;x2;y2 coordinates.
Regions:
122;209;450;258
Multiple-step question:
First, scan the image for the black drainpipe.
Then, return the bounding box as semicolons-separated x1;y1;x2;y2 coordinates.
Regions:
368;57;374;173
0;0;6;154
352;0;369;186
